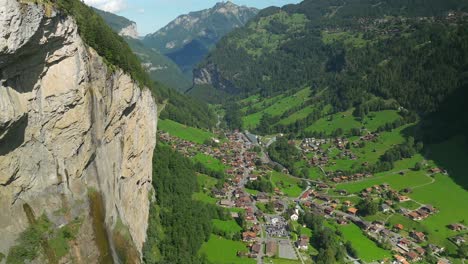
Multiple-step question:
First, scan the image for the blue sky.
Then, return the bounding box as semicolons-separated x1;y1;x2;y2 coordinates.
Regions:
84;0;301;36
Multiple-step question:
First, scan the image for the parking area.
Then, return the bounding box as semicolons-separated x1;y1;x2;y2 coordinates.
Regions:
278;239;297;260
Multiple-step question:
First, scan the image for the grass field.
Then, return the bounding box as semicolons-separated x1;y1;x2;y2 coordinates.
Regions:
212;219;242;234
192;192;217;204
305;109;400;135
199;235;255;264
158;119;215;144
409;173;468;250
242;88;311;129
291;221;313;238
337;223;391;262
245;188;259;195
277;105;316;125
336;170;432;194
323;125;411;172
322;31;369;48
398;200;421;210
193;153;227;172
270;171;303;197
196;174;218;190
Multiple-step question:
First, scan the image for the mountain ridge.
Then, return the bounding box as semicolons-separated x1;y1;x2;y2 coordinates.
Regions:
143;1;259;77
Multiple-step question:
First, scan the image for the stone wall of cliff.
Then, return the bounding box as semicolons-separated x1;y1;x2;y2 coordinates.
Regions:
0;1;157;263
119;23;139;39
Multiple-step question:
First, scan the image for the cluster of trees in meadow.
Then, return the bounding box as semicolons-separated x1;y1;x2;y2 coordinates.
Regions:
268;137;301;172
245;176;273;193
300;212;347;264
156;84;216;129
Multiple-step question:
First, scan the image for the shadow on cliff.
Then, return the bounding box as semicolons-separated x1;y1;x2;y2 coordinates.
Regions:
0;14;67;93
0;114;28;156
402;84;468;190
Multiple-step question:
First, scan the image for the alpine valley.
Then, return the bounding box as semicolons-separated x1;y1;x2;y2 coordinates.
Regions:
0;1;467;264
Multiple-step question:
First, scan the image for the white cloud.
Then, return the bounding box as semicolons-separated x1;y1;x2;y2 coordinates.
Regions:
83;0;127;13
138;8;145;14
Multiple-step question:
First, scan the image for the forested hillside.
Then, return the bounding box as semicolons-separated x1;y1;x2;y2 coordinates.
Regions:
92;8;134;33
125;38;192;92
193;0;468;121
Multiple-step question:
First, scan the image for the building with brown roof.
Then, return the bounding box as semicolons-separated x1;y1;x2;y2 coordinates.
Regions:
347;207;358;215
410;231;426;242
266;241;278;257
297;235;310;250
242;231;257;242
251;243;261;254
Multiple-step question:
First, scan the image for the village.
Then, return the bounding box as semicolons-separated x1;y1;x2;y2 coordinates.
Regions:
158;129;466;264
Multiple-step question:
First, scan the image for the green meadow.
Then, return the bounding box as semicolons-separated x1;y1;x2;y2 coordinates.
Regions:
270;171;303;197
192;192;217;204
336;170;432;194
242;88;311;129
158;119;215;144
193;153;227;172
337;223;391;262
305;109;400;135
199;235;255;264
212;219;243;234
196;173;218;190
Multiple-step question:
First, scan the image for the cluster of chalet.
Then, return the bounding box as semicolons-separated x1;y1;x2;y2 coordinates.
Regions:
300;138;330;166
240;226;278;258
331;172;373;183
394;237;428;263
360;132;379;142
159;132;259;183
428;167;447;175
335;149;358;161
299;132;382;168
359;183;393;198
298;181;453;264
405;205;437;221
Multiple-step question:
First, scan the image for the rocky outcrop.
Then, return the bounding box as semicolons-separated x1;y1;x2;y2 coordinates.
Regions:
0;1;157;263
192;63;236;94
143;1;258;53
119;23;139;39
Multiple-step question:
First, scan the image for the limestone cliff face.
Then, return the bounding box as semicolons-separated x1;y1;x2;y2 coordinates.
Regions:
119;23;139;39
192;62;236;94
0;1;157;263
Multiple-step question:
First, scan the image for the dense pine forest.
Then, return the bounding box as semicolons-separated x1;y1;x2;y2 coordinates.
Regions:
144;144;233;264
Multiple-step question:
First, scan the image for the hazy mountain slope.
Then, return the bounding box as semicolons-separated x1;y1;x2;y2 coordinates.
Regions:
126;38;192;92
93;7;139;38
193;0;468;115
95;8;192;91
143;1;258;76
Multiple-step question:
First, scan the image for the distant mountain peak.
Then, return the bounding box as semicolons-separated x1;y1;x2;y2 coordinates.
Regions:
142;1;258;76
213;1;240;9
